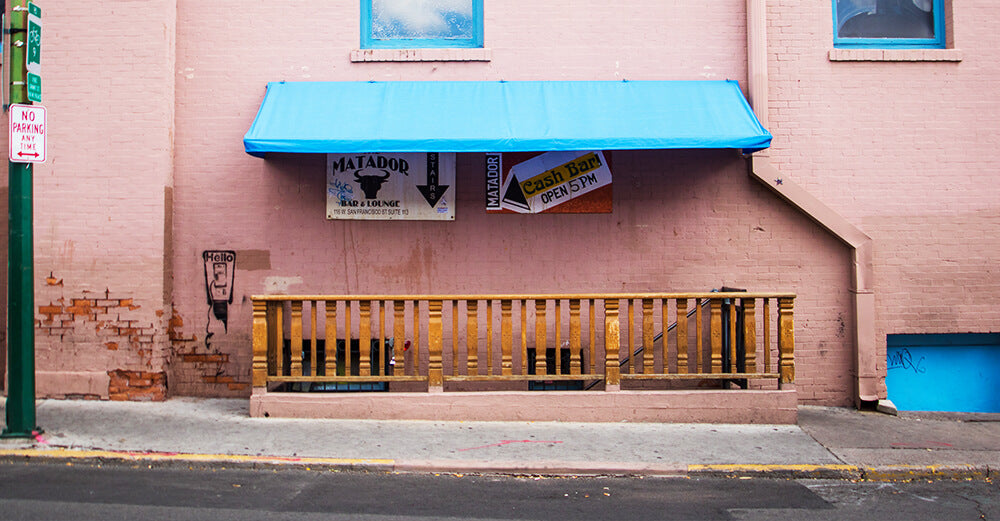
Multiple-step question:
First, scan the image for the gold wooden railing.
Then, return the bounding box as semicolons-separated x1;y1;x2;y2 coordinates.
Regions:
251;293;795;392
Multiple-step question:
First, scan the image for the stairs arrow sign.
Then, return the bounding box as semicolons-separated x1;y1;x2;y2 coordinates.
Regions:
417;153;450;207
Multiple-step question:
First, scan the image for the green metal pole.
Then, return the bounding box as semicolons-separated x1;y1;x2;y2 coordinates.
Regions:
2;0;38;438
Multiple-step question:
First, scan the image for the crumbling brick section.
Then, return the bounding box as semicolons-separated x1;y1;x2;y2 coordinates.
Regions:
168;312;250;397
38;295;159;364
108;369;166;401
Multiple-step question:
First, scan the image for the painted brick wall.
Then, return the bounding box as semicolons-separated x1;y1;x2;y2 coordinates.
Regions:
765;1;1000;397
24;1;177;398
9;0;881;405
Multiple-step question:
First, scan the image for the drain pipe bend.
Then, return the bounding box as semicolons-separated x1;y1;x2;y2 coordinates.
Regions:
745;0;879;405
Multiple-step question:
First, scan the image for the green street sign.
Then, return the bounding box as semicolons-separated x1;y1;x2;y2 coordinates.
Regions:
26;2;41;102
26;74;40;102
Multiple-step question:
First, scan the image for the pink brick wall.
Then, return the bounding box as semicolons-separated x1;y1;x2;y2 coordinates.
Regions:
21;1;177;398
766;2;1000;397
15;0;954;406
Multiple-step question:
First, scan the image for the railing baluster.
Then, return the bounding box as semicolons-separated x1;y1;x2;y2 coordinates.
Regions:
729;301;737;374
676;298;688;374
520;299;528;375
501;299;513;376
604;299;621;389
554;299;562;376
413;300;420;376
763;298;771;374
393;300;405;376
695;299;703;373
661;298;669;375
467;300;479;375
626;298;634;374
569;299;581;375
710;299;722;374
325;300;337;377
378;300;386;376
589;299;596;374
290;300;303;377
778;297;795;387
310;300;318;377
344;301;352;376
252;299;268;388
275;303;284;376
452;300;460;375
266;301;279;377
535;300;547;376
642;298;654;374
743;299;757;374
428;299;443;391
486;300;494;375
359;300;372;376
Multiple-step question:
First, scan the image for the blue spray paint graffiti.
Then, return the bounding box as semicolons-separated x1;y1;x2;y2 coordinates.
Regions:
887;348;926;374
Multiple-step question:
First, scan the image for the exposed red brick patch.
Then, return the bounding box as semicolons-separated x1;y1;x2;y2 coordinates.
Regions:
105;342;119;351
108;370;167;401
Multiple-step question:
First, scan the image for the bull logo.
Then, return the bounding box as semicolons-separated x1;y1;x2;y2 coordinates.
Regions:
354;169;391;199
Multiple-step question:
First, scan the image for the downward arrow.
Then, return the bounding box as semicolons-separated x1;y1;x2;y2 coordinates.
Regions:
417;153;449;207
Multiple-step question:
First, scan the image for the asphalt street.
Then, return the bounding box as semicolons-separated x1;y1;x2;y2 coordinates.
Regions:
0;461;996;521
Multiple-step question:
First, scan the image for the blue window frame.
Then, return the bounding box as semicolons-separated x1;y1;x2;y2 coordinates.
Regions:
833;0;945;49
361;0;484;49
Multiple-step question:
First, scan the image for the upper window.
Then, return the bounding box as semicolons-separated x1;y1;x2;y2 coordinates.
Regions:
361;0;484;49
833;0;945;48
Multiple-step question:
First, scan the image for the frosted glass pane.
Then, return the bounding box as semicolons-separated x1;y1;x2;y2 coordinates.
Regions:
372;0;474;40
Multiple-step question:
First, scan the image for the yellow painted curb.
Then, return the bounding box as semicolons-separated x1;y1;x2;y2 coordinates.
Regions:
689;464;857;473
862;464;986;481
0;448;394;469
688;463;861;478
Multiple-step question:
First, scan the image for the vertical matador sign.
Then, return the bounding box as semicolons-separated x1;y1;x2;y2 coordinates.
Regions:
327;152;456;220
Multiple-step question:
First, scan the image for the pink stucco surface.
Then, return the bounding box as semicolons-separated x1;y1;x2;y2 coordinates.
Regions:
4;1;993;407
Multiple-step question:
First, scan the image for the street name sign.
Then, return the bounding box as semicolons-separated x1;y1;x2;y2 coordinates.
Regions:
26;2;41;102
9;104;46;163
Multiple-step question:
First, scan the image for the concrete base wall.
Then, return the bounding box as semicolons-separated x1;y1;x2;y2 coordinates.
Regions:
249;390;798;424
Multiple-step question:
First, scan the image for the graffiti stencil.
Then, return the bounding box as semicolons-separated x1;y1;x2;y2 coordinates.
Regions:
203;250;236;332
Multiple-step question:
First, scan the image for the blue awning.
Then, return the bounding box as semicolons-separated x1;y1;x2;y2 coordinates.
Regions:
243;80;771;156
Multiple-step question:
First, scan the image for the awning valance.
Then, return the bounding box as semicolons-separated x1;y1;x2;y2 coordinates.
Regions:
243;80;771;156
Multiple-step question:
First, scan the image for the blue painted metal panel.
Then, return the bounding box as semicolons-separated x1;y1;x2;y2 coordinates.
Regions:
886;333;1000;413
243;80;772;156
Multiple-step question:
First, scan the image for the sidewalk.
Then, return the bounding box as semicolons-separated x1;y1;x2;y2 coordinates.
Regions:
1;397;998;479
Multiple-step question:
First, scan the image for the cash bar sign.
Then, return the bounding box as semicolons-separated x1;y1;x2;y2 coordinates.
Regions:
327;153;455;220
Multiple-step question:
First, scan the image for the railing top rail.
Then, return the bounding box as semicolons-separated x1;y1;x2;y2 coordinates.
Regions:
251;292;796;302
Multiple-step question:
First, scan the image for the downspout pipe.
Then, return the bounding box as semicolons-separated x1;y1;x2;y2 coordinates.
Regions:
745;0;879;405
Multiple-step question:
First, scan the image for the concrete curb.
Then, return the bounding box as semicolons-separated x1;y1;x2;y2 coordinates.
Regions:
0;448;394;473
0;448;994;481
687;463;994;481
687;464;862;480
392;459;688;477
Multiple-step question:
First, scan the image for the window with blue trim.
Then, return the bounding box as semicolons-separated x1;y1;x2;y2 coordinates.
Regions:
361;0;483;49
833;0;945;48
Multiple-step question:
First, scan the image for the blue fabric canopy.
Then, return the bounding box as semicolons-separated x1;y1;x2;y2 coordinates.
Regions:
244;80;771;156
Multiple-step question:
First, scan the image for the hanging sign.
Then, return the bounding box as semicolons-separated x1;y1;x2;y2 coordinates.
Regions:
327;152;455;220
486;151;612;214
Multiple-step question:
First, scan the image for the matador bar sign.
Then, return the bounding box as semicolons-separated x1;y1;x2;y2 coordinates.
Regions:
327;153;456;220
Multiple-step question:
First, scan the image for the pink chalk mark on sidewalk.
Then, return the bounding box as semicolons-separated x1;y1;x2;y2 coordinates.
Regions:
457;440;564;452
